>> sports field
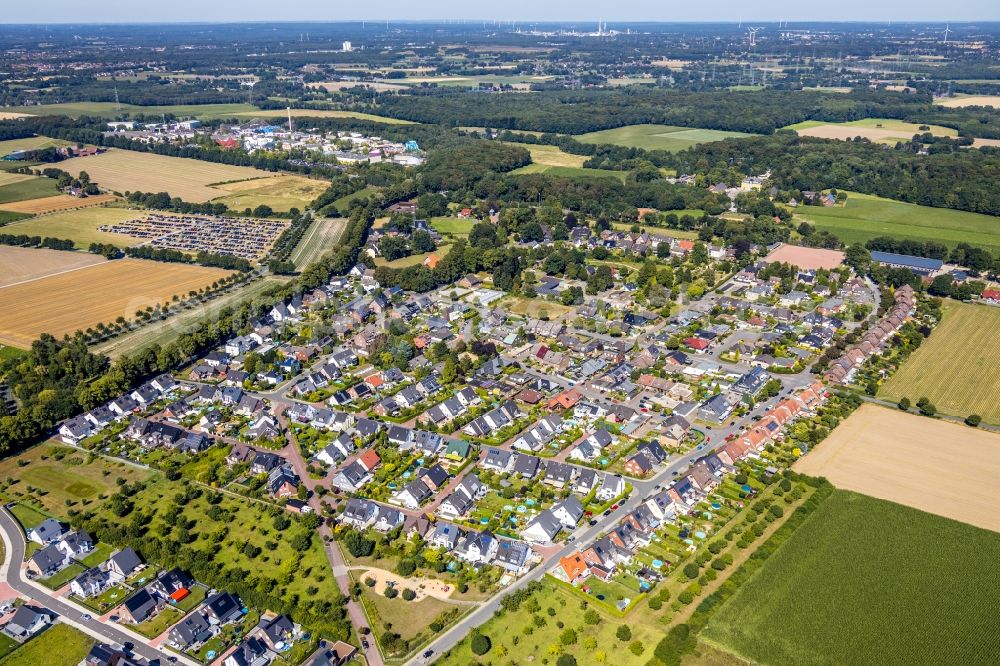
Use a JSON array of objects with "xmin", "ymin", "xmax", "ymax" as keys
[
  {"xmin": 575, "ymin": 124, "xmax": 754, "ymax": 151},
  {"xmin": 2, "ymin": 207, "xmax": 145, "ymax": 248},
  {"xmin": 786, "ymin": 118, "xmax": 958, "ymax": 143},
  {"xmin": 878, "ymin": 301, "xmax": 1000, "ymax": 424},
  {"xmin": 56, "ymin": 149, "xmax": 277, "ymax": 202},
  {"xmin": 0, "ymin": 176, "xmax": 60, "ymax": 204},
  {"xmin": 793, "ymin": 403, "xmax": 1000, "ymax": 531},
  {"xmin": 793, "ymin": 191, "xmax": 1000, "ymax": 254},
  {"xmin": 291, "ymin": 217, "xmax": 347, "ymax": 268},
  {"xmin": 211, "ymin": 174, "xmax": 329, "ymax": 212},
  {"xmin": 430, "ymin": 216, "xmax": 475, "ymax": 235},
  {"xmin": 937, "ymin": 95, "xmax": 1000, "ymax": 109},
  {"xmin": 0, "ymin": 258, "xmax": 232, "ymax": 347},
  {"xmin": 0, "ymin": 246, "xmax": 106, "ymax": 288},
  {"xmin": 0, "ymin": 193, "xmax": 118, "ymax": 215},
  {"xmin": 701, "ymin": 490, "xmax": 1000, "ymax": 666}
]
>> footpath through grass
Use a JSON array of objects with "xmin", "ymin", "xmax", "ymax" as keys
[{"xmin": 700, "ymin": 490, "xmax": 1000, "ymax": 666}]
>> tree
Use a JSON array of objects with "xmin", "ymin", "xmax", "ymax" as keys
[
  {"xmin": 557, "ymin": 655, "xmax": 578, "ymax": 666},
  {"xmin": 411, "ymin": 229, "xmax": 435, "ymax": 253},
  {"xmin": 919, "ymin": 402, "xmax": 937, "ymax": 416},
  {"xmin": 616, "ymin": 625, "xmax": 632, "ymax": 641},
  {"xmin": 379, "ymin": 236, "xmax": 411, "ymax": 261},
  {"xmin": 402, "ymin": 588, "xmax": 416, "ymax": 601},
  {"xmin": 470, "ymin": 632, "xmax": 492, "ymax": 656},
  {"xmin": 560, "ymin": 627, "xmax": 578, "ymax": 645},
  {"xmin": 966, "ymin": 414, "xmax": 982, "ymax": 427},
  {"xmin": 396, "ymin": 559, "xmax": 417, "ymax": 577},
  {"xmin": 583, "ymin": 609, "xmax": 600, "ymax": 625},
  {"xmin": 629, "ymin": 641, "xmax": 645, "ymax": 656},
  {"xmin": 683, "ymin": 563, "xmax": 700, "ymax": 579},
  {"xmin": 897, "ymin": 397, "xmax": 911, "ymax": 411}
]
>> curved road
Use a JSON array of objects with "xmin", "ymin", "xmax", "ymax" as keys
[{"xmin": 0, "ymin": 506, "xmax": 196, "ymax": 666}]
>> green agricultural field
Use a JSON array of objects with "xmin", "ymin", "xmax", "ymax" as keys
[
  {"xmin": 0, "ymin": 623, "xmax": 94, "ymax": 666},
  {"xmin": 701, "ymin": 490, "xmax": 1000, "ymax": 666},
  {"xmin": 1, "ymin": 206, "xmax": 145, "ymax": 249},
  {"xmin": 575, "ymin": 124, "xmax": 754, "ymax": 152},
  {"xmin": 331, "ymin": 186, "xmax": 377, "ymax": 214},
  {"xmin": 0, "ymin": 211, "xmax": 31, "ymax": 225},
  {"xmin": 0, "ymin": 177, "xmax": 60, "ymax": 205},
  {"xmin": 291, "ymin": 218, "xmax": 347, "ymax": 269},
  {"xmin": 879, "ymin": 301, "xmax": 1000, "ymax": 424},
  {"xmin": 794, "ymin": 191, "xmax": 1000, "ymax": 254},
  {"xmin": 0, "ymin": 444, "xmax": 152, "ymax": 516}
]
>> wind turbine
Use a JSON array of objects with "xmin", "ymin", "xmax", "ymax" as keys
[
  {"xmin": 943, "ymin": 24, "xmax": 952, "ymax": 44},
  {"xmin": 747, "ymin": 27, "xmax": 761, "ymax": 47}
]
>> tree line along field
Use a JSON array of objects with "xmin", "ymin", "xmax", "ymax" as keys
[
  {"xmin": 700, "ymin": 490, "xmax": 1000, "ymax": 666},
  {"xmin": 879, "ymin": 301, "xmax": 1000, "ymax": 424},
  {"xmin": 55, "ymin": 149, "xmax": 279, "ymax": 202},
  {"xmin": 793, "ymin": 191, "xmax": 1000, "ymax": 254},
  {"xmin": 0, "ymin": 258, "xmax": 232, "ymax": 348},
  {"xmin": 574, "ymin": 124, "xmax": 755, "ymax": 151}
]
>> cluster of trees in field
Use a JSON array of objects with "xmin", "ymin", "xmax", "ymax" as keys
[
  {"xmin": 123, "ymin": 190, "xmax": 229, "ymax": 215},
  {"xmin": 266, "ymin": 210, "xmax": 310, "ymax": 275},
  {"xmin": 125, "ymin": 245, "xmax": 253, "ymax": 271}
]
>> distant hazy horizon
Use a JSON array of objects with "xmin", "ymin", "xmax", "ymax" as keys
[{"xmin": 2, "ymin": 1, "xmax": 998, "ymax": 25}]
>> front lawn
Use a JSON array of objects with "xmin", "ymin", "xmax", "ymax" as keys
[
  {"xmin": 0, "ymin": 624, "xmax": 94, "ymax": 666},
  {"xmin": 40, "ymin": 563, "xmax": 86, "ymax": 590},
  {"xmin": 8, "ymin": 504, "xmax": 49, "ymax": 531},
  {"xmin": 134, "ymin": 607, "xmax": 185, "ymax": 639},
  {"xmin": 78, "ymin": 542, "xmax": 115, "ymax": 568}
]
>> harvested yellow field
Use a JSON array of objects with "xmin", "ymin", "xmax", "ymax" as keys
[
  {"xmin": 212, "ymin": 174, "xmax": 329, "ymax": 212},
  {"xmin": 937, "ymin": 95, "xmax": 1000, "ymax": 109},
  {"xmin": 0, "ymin": 246, "xmax": 106, "ymax": 289},
  {"xmin": 56, "ymin": 149, "xmax": 277, "ymax": 202},
  {"xmin": 0, "ymin": 193, "xmax": 118, "ymax": 215},
  {"xmin": 0, "ymin": 112, "xmax": 32, "ymax": 120},
  {"xmin": 793, "ymin": 404, "xmax": 1000, "ymax": 533},
  {"xmin": 0, "ymin": 258, "xmax": 232, "ymax": 347},
  {"xmin": 972, "ymin": 138, "xmax": 1000, "ymax": 149},
  {"xmin": 0, "ymin": 136, "xmax": 71, "ymax": 154}
]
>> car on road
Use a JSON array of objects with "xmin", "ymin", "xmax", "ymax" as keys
[
  {"xmin": 602, "ymin": 509, "xmax": 611, "ymax": 516},
  {"xmin": 611, "ymin": 503, "xmax": 619, "ymax": 510},
  {"xmin": 362, "ymin": 639, "xmax": 370, "ymax": 649},
  {"xmin": 589, "ymin": 519, "xmax": 598, "ymax": 526},
  {"xmin": 672, "ymin": 471, "xmax": 679, "ymax": 476},
  {"xmin": 80, "ymin": 614, "xmax": 91, "ymax": 621},
  {"xmin": 567, "ymin": 536, "xmax": 576, "ymax": 543},
  {"xmin": 423, "ymin": 650, "xmax": 435, "ymax": 659}
]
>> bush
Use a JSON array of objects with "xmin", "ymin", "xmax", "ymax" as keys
[
  {"xmin": 396, "ymin": 559, "xmax": 417, "ymax": 576},
  {"xmin": 683, "ymin": 563, "xmax": 700, "ymax": 579},
  {"xmin": 384, "ymin": 587, "xmax": 398, "ymax": 599},
  {"xmin": 402, "ymin": 588, "xmax": 416, "ymax": 601},
  {"xmin": 919, "ymin": 403, "xmax": 937, "ymax": 416},
  {"xmin": 556, "ymin": 655, "xmax": 578, "ymax": 666},
  {"xmin": 616, "ymin": 625, "xmax": 632, "ymax": 641},
  {"xmin": 648, "ymin": 596, "xmax": 663, "ymax": 610},
  {"xmin": 560, "ymin": 628, "xmax": 578, "ymax": 645},
  {"xmin": 470, "ymin": 632, "xmax": 492, "ymax": 656},
  {"xmin": 583, "ymin": 609, "xmax": 600, "ymax": 624},
  {"xmin": 629, "ymin": 640, "xmax": 645, "ymax": 656},
  {"xmin": 364, "ymin": 577, "xmax": 376, "ymax": 587},
  {"xmin": 897, "ymin": 397, "xmax": 911, "ymax": 410},
  {"xmin": 966, "ymin": 414, "xmax": 982, "ymax": 427}
]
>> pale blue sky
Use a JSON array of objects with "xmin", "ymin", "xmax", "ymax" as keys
[{"xmin": 3, "ymin": 1, "xmax": 998, "ymax": 24}]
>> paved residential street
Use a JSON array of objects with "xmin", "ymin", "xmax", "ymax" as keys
[{"xmin": 0, "ymin": 507, "xmax": 198, "ymax": 666}]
